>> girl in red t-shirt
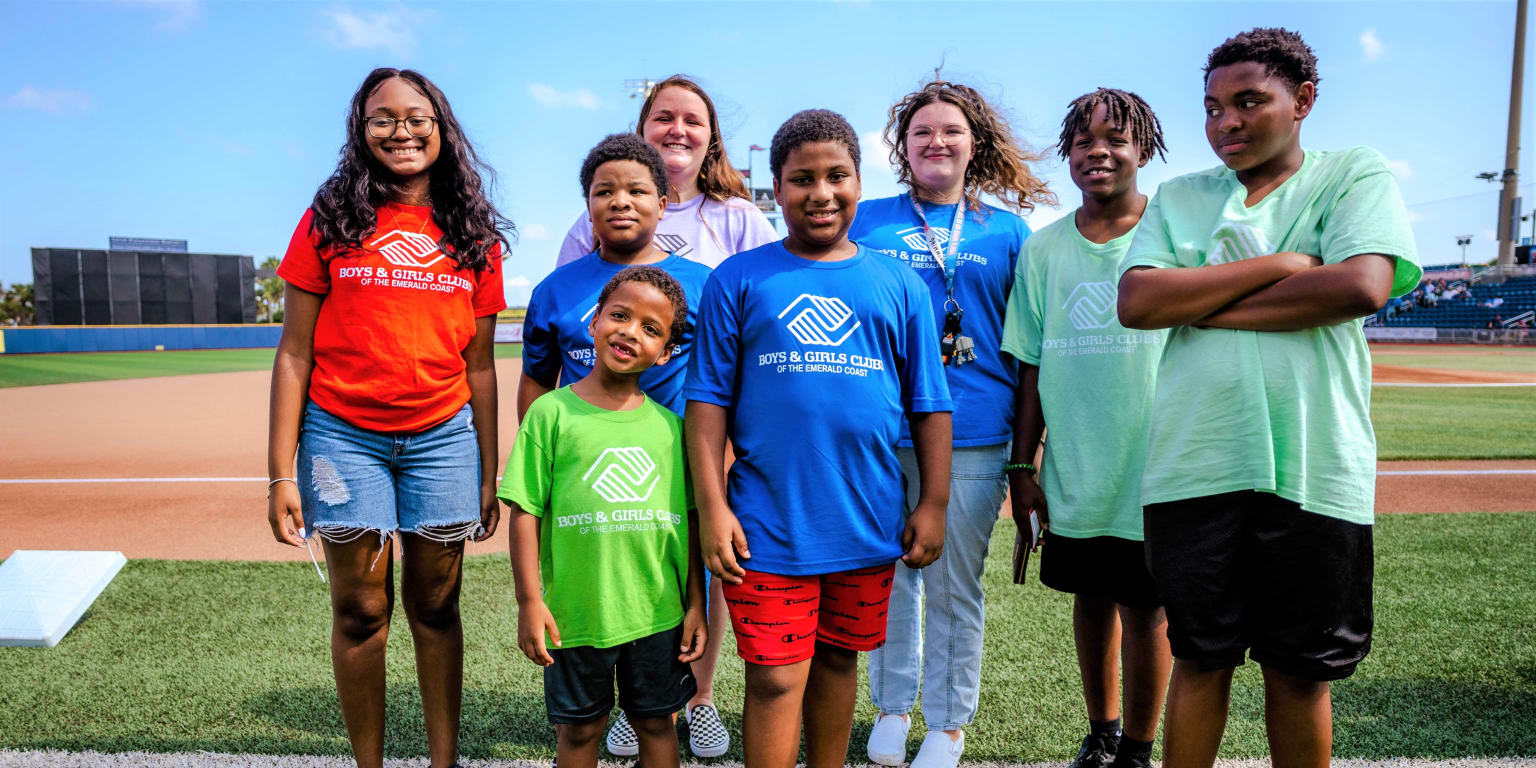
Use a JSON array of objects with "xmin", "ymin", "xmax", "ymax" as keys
[{"xmin": 267, "ymin": 67, "xmax": 511, "ymax": 768}]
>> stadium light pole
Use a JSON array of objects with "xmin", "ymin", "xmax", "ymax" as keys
[
  {"xmin": 1457, "ymin": 235, "xmax": 1473, "ymax": 266},
  {"xmin": 1494, "ymin": 0, "xmax": 1527, "ymax": 280},
  {"xmin": 624, "ymin": 78, "xmax": 656, "ymax": 99},
  {"xmin": 748, "ymin": 144, "xmax": 765, "ymax": 194}
]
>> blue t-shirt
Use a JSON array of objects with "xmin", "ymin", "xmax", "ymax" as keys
[
  {"xmin": 850, "ymin": 193, "xmax": 1029, "ymax": 446},
  {"xmin": 685, "ymin": 240, "xmax": 953, "ymax": 576},
  {"xmin": 523, "ymin": 251, "xmax": 711, "ymax": 417}
]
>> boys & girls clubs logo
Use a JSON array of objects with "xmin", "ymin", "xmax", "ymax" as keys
[
  {"xmin": 584, "ymin": 447, "xmax": 660, "ymax": 504},
  {"xmin": 368, "ymin": 230, "xmax": 445, "ymax": 269},
  {"xmin": 779, "ymin": 294, "xmax": 861, "ymax": 347}
]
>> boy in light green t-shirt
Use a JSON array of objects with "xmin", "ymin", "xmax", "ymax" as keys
[
  {"xmin": 1116, "ymin": 28, "xmax": 1420, "ymax": 768},
  {"xmin": 500, "ymin": 266, "xmax": 705, "ymax": 768},
  {"xmin": 1001, "ymin": 88, "xmax": 1171, "ymax": 768}
]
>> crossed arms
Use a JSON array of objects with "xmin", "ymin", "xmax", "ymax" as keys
[{"xmin": 1117, "ymin": 251, "xmax": 1397, "ymax": 332}]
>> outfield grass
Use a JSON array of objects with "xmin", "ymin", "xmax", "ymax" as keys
[
  {"xmin": 0, "ymin": 345, "xmax": 522, "ymax": 388},
  {"xmin": 1, "ymin": 513, "xmax": 1532, "ymax": 761},
  {"xmin": 1373, "ymin": 386, "xmax": 1536, "ymax": 460}
]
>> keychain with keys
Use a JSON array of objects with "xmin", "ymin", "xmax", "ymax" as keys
[
  {"xmin": 910, "ymin": 195, "xmax": 978, "ymax": 367},
  {"xmin": 941, "ymin": 302, "xmax": 977, "ymax": 367}
]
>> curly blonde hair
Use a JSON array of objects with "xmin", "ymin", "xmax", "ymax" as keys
[{"xmin": 885, "ymin": 80, "xmax": 1055, "ymax": 214}]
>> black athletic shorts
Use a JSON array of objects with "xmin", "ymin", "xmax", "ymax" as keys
[
  {"xmin": 544, "ymin": 623, "xmax": 697, "ymax": 724},
  {"xmin": 1039, "ymin": 533, "xmax": 1161, "ymax": 609},
  {"xmin": 1143, "ymin": 490, "xmax": 1373, "ymax": 681}
]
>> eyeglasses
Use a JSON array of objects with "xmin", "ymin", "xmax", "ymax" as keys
[
  {"xmin": 907, "ymin": 127, "xmax": 971, "ymax": 147},
  {"xmin": 365, "ymin": 116, "xmax": 438, "ymax": 139}
]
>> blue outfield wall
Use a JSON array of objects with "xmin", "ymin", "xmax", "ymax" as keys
[{"xmin": 0, "ymin": 324, "xmax": 282, "ymax": 354}]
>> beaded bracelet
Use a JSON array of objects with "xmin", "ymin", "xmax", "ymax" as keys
[{"xmin": 1003, "ymin": 462, "xmax": 1037, "ymax": 475}]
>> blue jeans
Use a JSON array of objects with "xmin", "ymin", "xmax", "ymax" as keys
[
  {"xmin": 867, "ymin": 443, "xmax": 1008, "ymax": 731},
  {"xmin": 297, "ymin": 401, "xmax": 483, "ymax": 545}
]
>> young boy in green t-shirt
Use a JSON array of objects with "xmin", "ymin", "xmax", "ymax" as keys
[
  {"xmin": 500, "ymin": 265, "xmax": 706, "ymax": 768},
  {"xmin": 1117, "ymin": 28, "xmax": 1421, "ymax": 768},
  {"xmin": 1001, "ymin": 87, "xmax": 1171, "ymax": 768}
]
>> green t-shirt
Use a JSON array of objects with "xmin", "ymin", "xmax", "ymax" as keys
[
  {"xmin": 497, "ymin": 387, "xmax": 694, "ymax": 648},
  {"xmin": 1118, "ymin": 147, "xmax": 1421, "ymax": 525},
  {"xmin": 1001, "ymin": 213, "xmax": 1165, "ymax": 541}
]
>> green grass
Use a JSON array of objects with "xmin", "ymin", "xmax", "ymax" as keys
[
  {"xmin": 1370, "ymin": 350, "xmax": 1536, "ymax": 375},
  {"xmin": 1, "ymin": 513, "xmax": 1532, "ymax": 760},
  {"xmin": 0, "ymin": 345, "xmax": 522, "ymax": 388},
  {"xmin": 1373, "ymin": 386, "xmax": 1536, "ymax": 460}
]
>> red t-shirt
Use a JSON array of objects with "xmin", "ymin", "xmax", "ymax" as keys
[{"xmin": 278, "ymin": 203, "xmax": 507, "ymax": 433}]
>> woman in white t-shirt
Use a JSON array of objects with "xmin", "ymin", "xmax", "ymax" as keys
[
  {"xmin": 554, "ymin": 75, "xmax": 771, "ymax": 761},
  {"xmin": 556, "ymin": 75, "xmax": 776, "ymax": 269}
]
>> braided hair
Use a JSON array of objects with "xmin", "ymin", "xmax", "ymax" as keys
[{"xmin": 1056, "ymin": 88, "xmax": 1167, "ymax": 163}]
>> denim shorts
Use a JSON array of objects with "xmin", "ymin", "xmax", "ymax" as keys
[{"xmin": 297, "ymin": 400, "xmax": 483, "ymax": 543}]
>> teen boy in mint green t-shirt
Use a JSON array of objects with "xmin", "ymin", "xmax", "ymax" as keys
[
  {"xmin": 501, "ymin": 266, "xmax": 705, "ymax": 768},
  {"xmin": 1116, "ymin": 28, "xmax": 1420, "ymax": 768},
  {"xmin": 1001, "ymin": 89, "xmax": 1171, "ymax": 768}
]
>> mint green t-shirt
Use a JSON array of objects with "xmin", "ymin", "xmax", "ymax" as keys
[
  {"xmin": 1118, "ymin": 147, "xmax": 1421, "ymax": 525},
  {"xmin": 1001, "ymin": 213, "xmax": 1165, "ymax": 541},
  {"xmin": 497, "ymin": 387, "xmax": 694, "ymax": 648}
]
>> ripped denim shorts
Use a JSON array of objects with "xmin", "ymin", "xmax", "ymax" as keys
[{"xmin": 297, "ymin": 400, "xmax": 483, "ymax": 546}]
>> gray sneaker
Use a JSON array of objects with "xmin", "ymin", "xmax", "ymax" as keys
[
  {"xmin": 605, "ymin": 709, "xmax": 639, "ymax": 756},
  {"xmin": 686, "ymin": 702, "xmax": 730, "ymax": 758}
]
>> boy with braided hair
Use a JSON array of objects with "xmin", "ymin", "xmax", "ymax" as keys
[{"xmin": 1001, "ymin": 86, "xmax": 1170, "ymax": 768}]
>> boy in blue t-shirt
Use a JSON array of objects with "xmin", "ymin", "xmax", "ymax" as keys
[
  {"xmin": 521, "ymin": 133, "xmax": 712, "ymax": 419},
  {"xmin": 685, "ymin": 109, "xmax": 953, "ymax": 768}
]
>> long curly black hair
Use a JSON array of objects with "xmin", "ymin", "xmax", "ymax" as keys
[{"xmin": 309, "ymin": 67, "xmax": 513, "ymax": 273}]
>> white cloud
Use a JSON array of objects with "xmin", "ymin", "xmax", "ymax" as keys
[
  {"xmin": 125, "ymin": 0, "xmax": 200, "ymax": 31},
  {"xmin": 1407, "ymin": 210, "xmax": 1424, "ymax": 224},
  {"xmin": 4, "ymin": 86, "xmax": 93, "ymax": 114},
  {"xmin": 1388, "ymin": 159, "xmax": 1413, "ymax": 180},
  {"xmin": 504, "ymin": 275, "xmax": 532, "ymax": 288},
  {"xmin": 1360, "ymin": 28, "xmax": 1384, "ymax": 61},
  {"xmin": 323, "ymin": 5, "xmax": 433, "ymax": 57},
  {"xmin": 527, "ymin": 84, "xmax": 604, "ymax": 111},
  {"xmin": 1482, "ymin": 229, "xmax": 1498, "ymax": 243},
  {"xmin": 521, "ymin": 223, "xmax": 550, "ymax": 241}
]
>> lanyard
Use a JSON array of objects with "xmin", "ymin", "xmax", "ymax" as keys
[{"xmin": 907, "ymin": 194, "xmax": 966, "ymax": 304}]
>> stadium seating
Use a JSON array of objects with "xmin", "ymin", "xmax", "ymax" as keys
[{"xmin": 1373, "ymin": 275, "xmax": 1536, "ymax": 328}]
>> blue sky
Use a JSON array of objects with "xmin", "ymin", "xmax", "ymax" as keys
[{"xmin": 2, "ymin": 1, "xmax": 1531, "ymax": 305}]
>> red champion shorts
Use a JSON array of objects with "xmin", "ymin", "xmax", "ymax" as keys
[{"xmin": 722, "ymin": 563, "xmax": 897, "ymax": 666}]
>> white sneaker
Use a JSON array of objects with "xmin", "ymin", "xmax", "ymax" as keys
[
  {"xmin": 866, "ymin": 713, "xmax": 911, "ymax": 766},
  {"xmin": 910, "ymin": 730, "xmax": 964, "ymax": 768},
  {"xmin": 604, "ymin": 709, "xmax": 638, "ymax": 756},
  {"xmin": 686, "ymin": 702, "xmax": 731, "ymax": 758}
]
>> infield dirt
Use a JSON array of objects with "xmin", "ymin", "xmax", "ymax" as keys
[{"xmin": 0, "ymin": 360, "xmax": 1531, "ymax": 561}]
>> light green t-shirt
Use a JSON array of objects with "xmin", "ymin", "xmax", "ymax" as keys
[
  {"xmin": 497, "ymin": 387, "xmax": 694, "ymax": 648},
  {"xmin": 1118, "ymin": 147, "xmax": 1421, "ymax": 525},
  {"xmin": 1001, "ymin": 213, "xmax": 1165, "ymax": 541}
]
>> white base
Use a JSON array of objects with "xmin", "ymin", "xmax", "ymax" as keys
[{"xmin": 0, "ymin": 550, "xmax": 126, "ymax": 647}]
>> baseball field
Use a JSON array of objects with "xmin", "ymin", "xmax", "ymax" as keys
[{"xmin": 0, "ymin": 343, "xmax": 1532, "ymax": 767}]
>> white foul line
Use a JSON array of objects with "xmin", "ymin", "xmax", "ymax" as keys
[
  {"xmin": 1375, "ymin": 382, "xmax": 1536, "ymax": 387},
  {"xmin": 0, "ymin": 477, "xmax": 267, "ymax": 484}
]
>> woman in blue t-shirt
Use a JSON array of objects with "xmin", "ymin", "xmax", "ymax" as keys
[{"xmin": 850, "ymin": 80, "xmax": 1055, "ymax": 768}]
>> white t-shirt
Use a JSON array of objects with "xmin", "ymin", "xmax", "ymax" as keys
[{"xmin": 556, "ymin": 193, "xmax": 778, "ymax": 269}]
